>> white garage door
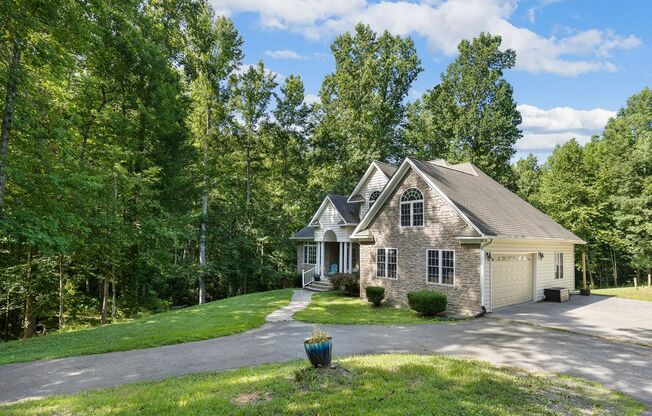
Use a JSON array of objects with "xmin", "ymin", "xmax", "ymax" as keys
[{"xmin": 491, "ymin": 253, "xmax": 534, "ymax": 310}]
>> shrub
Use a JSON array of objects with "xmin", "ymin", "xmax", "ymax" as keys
[
  {"xmin": 407, "ymin": 290, "xmax": 447, "ymax": 317},
  {"xmin": 330, "ymin": 273, "xmax": 360, "ymax": 296},
  {"xmin": 365, "ymin": 286, "xmax": 385, "ymax": 307}
]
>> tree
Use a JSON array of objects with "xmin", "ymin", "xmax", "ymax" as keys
[
  {"xmin": 513, "ymin": 154, "xmax": 541, "ymax": 204},
  {"xmin": 185, "ymin": 10, "xmax": 243, "ymax": 304},
  {"xmin": 232, "ymin": 61, "xmax": 278, "ymax": 209},
  {"xmin": 312, "ymin": 24, "xmax": 422, "ymax": 194},
  {"xmin": 409, "ymin": 33, "xmax": 522, "ymax": 187}
]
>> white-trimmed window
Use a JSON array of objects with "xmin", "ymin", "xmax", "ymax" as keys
[
  {"xmin": 427, "ymin": 249, "xmax": 455, "ymax": 285},
  {"xmin": 303, "ymin": 243, "xmax": 317, "ymax": 265},
  {"xmin": 368, "ymin": 191, "xmax": 381, "ymax": 208},
  {"xmin": 376, "ymin": 248, "xmax": 397, "ymax": 279},
  {"xmin": 554, "ymin": 252, "xmax": 564, "ymax": 279},
  {"xmin": 400, "ymin": 188, "xmax": 423, "ymax": 227}
]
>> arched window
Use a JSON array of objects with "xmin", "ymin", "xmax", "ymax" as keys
[
  {"xmin": 400, "ymin": 188, "xmax": 423, "ymax": 227},
  {"xmin": 368, "ymin": 191, "xmax": 381, "ymax": 208}
]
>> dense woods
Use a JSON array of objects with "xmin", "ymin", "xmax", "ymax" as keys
[{"xmin": 0, "ymin": 1, "xmax": 649, "ymax": 340}]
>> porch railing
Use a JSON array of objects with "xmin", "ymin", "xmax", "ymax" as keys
[{"xmin": 302, "ymin": 266, "xmax": 316, "ymax": 288}]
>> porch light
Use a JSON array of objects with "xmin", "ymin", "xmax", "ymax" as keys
[
  {"xmin": 538, "ymin": 252, "xmax": 544, "ymax": 260},
  {"xmin": 485, "ymin": 251, "xmax": 493, "ymax": 261}
]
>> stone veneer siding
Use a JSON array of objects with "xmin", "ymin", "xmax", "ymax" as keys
[{"xmin": 359, "ymin": 169, "xmax": 482, "ymax": 316}]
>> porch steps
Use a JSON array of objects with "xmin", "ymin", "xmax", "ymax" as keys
[{"xmin": 304, "ymin": 280, "xmax": 334, "ymax": 292}]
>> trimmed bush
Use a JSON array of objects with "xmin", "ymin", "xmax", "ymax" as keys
[
  {"xmin": 407, "ymin": 290, "xmax": 447, "ymax": 317},
  {"xmin": 365, "ymin": 286, "xmax": 385, "ymax": 307},
  {"xmin": 330, "ymin": 273, "xmax": 360, "ymax": 296}
]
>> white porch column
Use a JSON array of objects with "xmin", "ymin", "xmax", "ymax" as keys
[
  {"xmin": 319, "ymin": 242, "xmax": 325, "ymax": 276},
  {"xmin": 343, "ymin": 242, "xmax": 348, "ymax": 273},
  {"xmin": 348, "ymin": 242, "xmax": 353, "ymax": 273},
  {"xmin": 338, "ymin": 242, "xmax": 343, "ymax": 273}
]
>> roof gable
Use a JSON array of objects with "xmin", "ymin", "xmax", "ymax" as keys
[
  {"xmin": 347, "ymin": 161, "xmax": 397, "ymax": 203},
  {"xmin": 353, "ymin": 158, "xmax": 584, "ymax": 243},
  {"xmin": 309, "ymin": 195, "xmax": 360, "ymax": 226}
]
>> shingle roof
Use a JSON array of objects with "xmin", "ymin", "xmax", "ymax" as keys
[
  {"xmin": 290, "ymin": 226, "xmax": 315, "ymax": 240},
  {"xmin": 375, "ymin": 161, "xmax": 398, "ymax": 178},
  {"xmin": 409, "ymin": 158, "xmax": 582, "ymax": 241},
  {"xmin": 328, "ymin": 194, "xmax": 360, "ymax": 224}
]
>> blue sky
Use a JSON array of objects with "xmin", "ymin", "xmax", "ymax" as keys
[{"xmin": 211, "ymin": 0, "xmax": 651, "ymax": 161}]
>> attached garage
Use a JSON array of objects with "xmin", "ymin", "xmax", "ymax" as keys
[{"xmin": 491, "ymin": 253, "xmax": 534, "ymax": 310}]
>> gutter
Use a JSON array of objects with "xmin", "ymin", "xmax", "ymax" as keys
[{"xmin": 479, "ymin": 238, "xmax": 493, "ymax": 313}]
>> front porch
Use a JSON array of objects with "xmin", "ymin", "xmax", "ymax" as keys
[{"xmin": 301, "ymin": 230, "xmax": 360, "ymax": 288}]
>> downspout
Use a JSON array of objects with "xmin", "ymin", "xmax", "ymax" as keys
[{"xmin": 479, "ymin": 238, "xmax": 493, "ymax": 314}]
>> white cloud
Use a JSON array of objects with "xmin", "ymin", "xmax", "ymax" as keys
[
  {"xmin": 516, "ymin": 104, "xmax": 616, "ymax": 152},
  {"xmin": 210, "ymin": 0, "xmax": 642, "ymax": 76},
  {"xmin": 303, "ymin": 94, "xmax": 321, "ymax": 105},
  {"xmin": 264, "ymin": 49, "xmax": 306, "ymax": 60},
  {"xmin": 527, "ymin": 8, "xmax": 535, "ymax": 24}
]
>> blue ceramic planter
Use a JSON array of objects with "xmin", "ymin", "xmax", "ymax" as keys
[{"xmin": 304, "ymin": 338, "xmax": 332, "ymax": 367}]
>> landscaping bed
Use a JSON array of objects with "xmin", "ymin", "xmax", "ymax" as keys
[{"xmin": 0, "ymin": 354, "xmax": 644, "ymax": 415}]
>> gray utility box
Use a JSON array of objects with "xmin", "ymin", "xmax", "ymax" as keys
[{"xmin": 544, "ymin": 287, "xmax": 570, "ymax": 302}]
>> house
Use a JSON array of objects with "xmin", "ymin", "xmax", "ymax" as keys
[{"xmin": 291, "ymin": 158, "xmax": 584, "ymax": 315}]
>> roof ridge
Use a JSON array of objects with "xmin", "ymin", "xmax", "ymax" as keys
[{"xmin": 412, "ymin": 158, "xmax": 479, "ymax": 177}]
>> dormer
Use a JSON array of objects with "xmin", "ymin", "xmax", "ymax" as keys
[{"xmin": 348, "ymin": 161, "xmax": 397, "ymax": 220}]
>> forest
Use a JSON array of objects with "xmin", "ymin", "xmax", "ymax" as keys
[{"xmin": 0, "ymin": 0, "xmax": 649, "ymax": 340}]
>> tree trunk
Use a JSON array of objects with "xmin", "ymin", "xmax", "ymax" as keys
[
  {"xmin": 648, "ymin": 267, "xmax": 651, "ymax": 287},
  {"xmin": 0, "ymin": 38, "xmax": 21, "ymax": 213},
  {"xmin": 611, "ymin": 250, "xmax": 618, "ymax": 287},
  {"xmin": 246, "ymin": 133, "xmax": 251, "ymax": 208},
  {"xmin": 198, "ymin": 100, "xmax": 210, "ymax": 305},
  {"xmin": 22, "ymin": 247, "xmax": 35, "ymax": 339},
  {"xmin": 581, "ymin": 251, "xmax": 587, "ymax": 289},
  {"xmin": 588, "ymin": 253, "xmax": 595, "ymax": 289},
  {"xmin": 58, "ymin": 254, "xmax": 64, "ymax": 329},
  {"xmin": 101, "ymin": 272, "xmax": 109, "ymax": 324},
  {"xmin": 4, "ymin": 291, "xmax": 10, "ymax": 337},
  {"xmin": 111, "ymin": 266, "xmax": 116, "ymax": 322}
]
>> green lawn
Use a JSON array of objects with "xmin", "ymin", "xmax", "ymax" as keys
[
  {"xmin": 294, "ymin": 291, "xmax": 451, "ymax": 324},
  {"xmin": 0, "ymin": 354, "xmax": 643, "ymax": 415},
  {"xmin": 0, "ymin": 289, "xmax": 293, "ymax": 365},
  {"xmin": 592, "ymin": 286, "xmax": 652, "ymax": 302}
]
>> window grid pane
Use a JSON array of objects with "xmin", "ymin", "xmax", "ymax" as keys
[
  {"xmin": 441, "ymin": 250, "xmax": 454, "ymax": 285},
  {"xmin": 400, "ymin": 203, "xmax": 411, "ymax": 226},
  {"xmin": 387, "ymin": 249, "xmax": 397, "ymax": 279},
  {"xmin": 427, "ymin": 250, "xmax": 439, "ymax": 283},
  {"xmin": 412, "ymin": 202, "xmax": 423, "ymax": 226},
  {"xmin": 304, "ymin": 244, "xmax": 317, "ymax": 265},
  {"xmin": 377, "ymin": 249, "xmax": 386, "ymax": 277}
]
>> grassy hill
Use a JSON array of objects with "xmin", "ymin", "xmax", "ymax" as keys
[{"xmin": 0, "ymin": 289, "xmax": 293, "ymax": 365}]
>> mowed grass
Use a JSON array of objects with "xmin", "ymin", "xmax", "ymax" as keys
[
  {"xmin": 0, "ymin": 354, "xmax": 644, "ymax": 415},
  {"xmin": 294, "ymin": 291, "xmax": 451, "ymax": 324},
  {"xmin": 0, "ymin": 289, "xmax": 293, "ymax": 365},
  {"xmin": 592, "ymin": 286, "xmax": 652, "ymax": 302}
]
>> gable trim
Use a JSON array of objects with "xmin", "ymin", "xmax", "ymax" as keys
[
  {"xmin": 351, "ymin": 158, "xmax": 484, "ymax": 237},
  {"xmin": 347, "ymin": 161, "xmax": 393, "ymax": 203},
  {"xmin": 309, "ymin": 195, "xmax": 360, "ymax": 226}
]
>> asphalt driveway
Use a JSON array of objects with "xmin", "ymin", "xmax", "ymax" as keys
[
  {"xmin": 1, "ymin": 318, "xmax": 651, "ymax": 407},
  {"xmin": 490, "ymin": 294, "xmax": 652, "ymax": 346}
]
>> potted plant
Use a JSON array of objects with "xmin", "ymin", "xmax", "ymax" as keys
[{"xmin": 304, "ymin": 326, "xmax": 332, "ymax": 367}]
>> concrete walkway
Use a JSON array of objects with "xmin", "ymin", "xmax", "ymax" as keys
[
  {"xmin": 265, "ymin": 290, "xmax": 313, "ymax": 322},
  {"xmin": 1, "ymin": 318, "xmax": 651, "ymax": 406}
]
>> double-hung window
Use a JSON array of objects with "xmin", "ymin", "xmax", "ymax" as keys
[
  {"xmin": 303, "ymin": 243, "xmax": 317, "ymax": 265},
  {"xmin": 376, "ymin": 248, "xmax": 397, "ymax": 279},
  {"xmin": 427, "ymin": 249, "xmax": 455, "ymax": 285},
  {"xmin": 400, "ymin": 188, "xmax": 423, "ymax": 227},
  {"xmin": 554, "ymin": 252, "xmax": 564, "ymax": 279}
]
